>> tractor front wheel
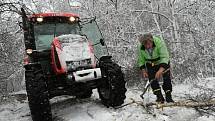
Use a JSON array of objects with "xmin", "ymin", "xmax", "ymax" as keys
[
  {"xmin": 25, "ymin": 66, "xmax": 52, "ymax": 121},
  {"xmin": 98, "ymin": 60, "xmax": 127, "ymax": 107}
]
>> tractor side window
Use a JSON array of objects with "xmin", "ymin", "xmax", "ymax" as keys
[
  {"xmin": 81, "ymin": 20, "xmax": 108, "ymax": 59},
  {"xmin": 34, "ymin": 24, "xmax": 55, "ymax": 50}
]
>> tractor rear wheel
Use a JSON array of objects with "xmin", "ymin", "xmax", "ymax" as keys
[
  {"xmin": 98, "ymin": 60, "xmax": 127, "ymax": 107},
  {"xmin": 25, "ymin": 66, "xmax": 52, "ymax": 121}
]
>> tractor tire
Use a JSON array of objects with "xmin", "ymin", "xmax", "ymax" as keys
[
  {"xmin": 76, "ymin": 89, "xmax": 93, "ymax": 99},
  {"xmin": 98, "ymin": 60, "xmax": 127, "ymax": 107},
  {"xmin": 25, "ymin": 67, "xmax": 52, "ymax": 121}
]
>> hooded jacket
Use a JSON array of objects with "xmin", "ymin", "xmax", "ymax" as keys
[{"xmin": 138, "ymin": 36, "xmax": 170, "ymax": 69}]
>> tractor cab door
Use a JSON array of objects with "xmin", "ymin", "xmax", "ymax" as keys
[
  {"xmin": 80, "ymin": 19, "xmax": 108, "ymax": 59},
  {"xmin": 21, "ymin": 8, "xmax": 36, "ymax": 50}
]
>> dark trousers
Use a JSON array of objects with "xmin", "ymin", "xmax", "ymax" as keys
[{"xmin": 146, "ymin": 64, "xmax": 172, "ymax": 95}]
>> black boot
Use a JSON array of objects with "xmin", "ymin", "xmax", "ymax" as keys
[
  {"xmin": 165, "ymin": 92, "xmax": 174, "ymax": 103},
  {"xmin": 155, "ymin": 91, "xmax": 164, "ymax": 104}
]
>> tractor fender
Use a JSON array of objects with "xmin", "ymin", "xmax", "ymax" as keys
[{"xmin": 99, "ymin": 56, "xmax": 112, "ymax": 62}]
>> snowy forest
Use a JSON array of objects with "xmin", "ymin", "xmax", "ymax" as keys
[{"xmin": 0, "ymin": 0, "xmax": 215, "ymax": 121}]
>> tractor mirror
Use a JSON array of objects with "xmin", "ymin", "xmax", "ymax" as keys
[
  {"xmin": 100, "ymin": 39, "xmax": 105, "ymax": 46},
  {"xmin": 18, "ymin": 22, "xmax": 23, "ymax": 29}
]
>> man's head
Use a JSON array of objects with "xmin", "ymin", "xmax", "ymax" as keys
[{"xmin": 138, "ymin": 33, "xmax": 153, "ymax": 49}]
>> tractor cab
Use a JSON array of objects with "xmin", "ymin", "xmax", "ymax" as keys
[
  {"xmin": 32, "ymin": 13, "xmax": 81, "ymax": 50},
  {"xmin": 27, "ymin": 12, "xmax": 107, "ymax": 56},
  {"xmin": 23, "ymin": 12, "xmax": 107, "ymax": 73}
]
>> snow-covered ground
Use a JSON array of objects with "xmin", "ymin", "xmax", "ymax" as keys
[{"xmin": 0, "ymin": 78, "xmax": 215, "ymax": 121}]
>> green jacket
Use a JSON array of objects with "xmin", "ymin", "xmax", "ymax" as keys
[{"xmin": 138, "ymin": 36, "xmax": 170, "ymax": 69}]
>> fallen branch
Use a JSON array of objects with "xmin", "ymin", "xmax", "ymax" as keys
[
  {"xmin": 115, "ymin": 98, "xmax": 156, "ymax": 116},
  {"xmin": 115, "ymin": 98, "xmax": 215, "ymax": 111},
  {"xmin": 154, "ymin": 99, "xmax": 215, "ymax": 109},
  {"xmin": 130, "ymin": 98, "xmax": 156, "ymax": 116},
  {"xmin": 114, "ymin": 99, "xmax": 136, "ymax": 109}
]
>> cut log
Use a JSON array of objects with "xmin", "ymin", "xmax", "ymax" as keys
[{"xmin": 151, "ymin": 99, "xmax": 215, "ymax": 109}]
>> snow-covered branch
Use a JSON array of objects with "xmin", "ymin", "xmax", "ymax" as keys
[{"xmin": 132, "ymin": 10, "xmax": 173, "ymax": 24}]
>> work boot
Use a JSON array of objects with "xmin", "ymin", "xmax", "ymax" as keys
[
  {"xmin": 155, "ymin": 91, "xmax": 165, "ymax": 104},
  {"xmin": 165, "ymin": 92, "xmax": 174, "ymax": 103}
]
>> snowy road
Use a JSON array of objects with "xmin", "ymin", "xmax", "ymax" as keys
[{"xmin": 0, "ymin": 83, "xmax": 215, "ymax": 121}]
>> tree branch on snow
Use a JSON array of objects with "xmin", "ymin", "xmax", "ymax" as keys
[
  {"xmin": 116, "ymin": 97, "xmax": 215, "ymax": 116},
  {"xmin": 184, "ymin": 83, "xmax": 215, "ymax": 116}
]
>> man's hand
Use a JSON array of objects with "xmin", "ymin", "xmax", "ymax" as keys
[
  {"xmin": 155, "ymin": 67, "xmax": 165, "ymax": 79},
  {"xmin": 142, "ymin": 70, "xmax": 148, "ymax": 78}
]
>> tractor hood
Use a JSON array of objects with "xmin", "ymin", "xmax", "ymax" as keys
[
  {"xmin": 58, "ymin": 34, "xmax": 91, "ymax": 61},
  {"xmin": 51, "ymin": 34, "xmax": 96, "ymax": 74}
]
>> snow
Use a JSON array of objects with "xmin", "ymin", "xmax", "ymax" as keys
[
  {"xmin": 196, "ymin": 116, "xmax": 215, "ymax": 121},
  {"xmin": 0, "ymin": 79, "xmax": 215, "ymax": 121},
  {"xmin": 58, "ymin": 34, "xmax": 92, "ymax": 61},
  {"xmin": 0, "ymin": 102, "xmax": 31, "ymax": 121}
]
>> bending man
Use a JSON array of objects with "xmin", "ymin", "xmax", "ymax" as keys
[{"xmin": 138, "ymin": 33, "xmax": 174, "ymax": 103}]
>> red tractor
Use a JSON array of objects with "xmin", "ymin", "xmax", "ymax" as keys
[{"xmin": 21, "ymin": 8, "xmax": 126, "ymax": 121}]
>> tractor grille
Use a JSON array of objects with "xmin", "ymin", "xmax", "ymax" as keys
[{"xmin": 66, "ymin": 59, "xmax": 92, "ymax": 71}]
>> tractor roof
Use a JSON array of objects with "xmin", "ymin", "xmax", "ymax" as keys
[{"xmin": 30, "ymin": 12, "xmax": 79, "ymax": 18}]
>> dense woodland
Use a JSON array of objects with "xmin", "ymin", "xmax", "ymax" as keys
[{"xmin": 0, "ymin": 0, "xmax": 214, "ymax": 96}]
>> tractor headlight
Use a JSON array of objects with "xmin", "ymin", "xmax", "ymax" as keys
[
  {"xmin": 69, "ymin": 17, "xmax": 76, "ymax": 22},
  {"xmin": 36, "ymin": 17, "xmax": 43, "ymax": 22},
  {"xmin": 75, "ymin": 17, "xmax": 79, "ymax": 21},
  {"xmin": 26, "ymin": 49, "xmax": 33, "ymax": 54}
]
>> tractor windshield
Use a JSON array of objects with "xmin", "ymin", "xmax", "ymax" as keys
[
  {"xmin": 34, "ymin": 23, "xmax": 80, "ymax": 50},
  {"xmin": 80, "ymin": 20, "xmax": 108, "ymax": 59},
  {"xmin": 33, "ymin": 18, "xmax": 108, "ymax": 59}
]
